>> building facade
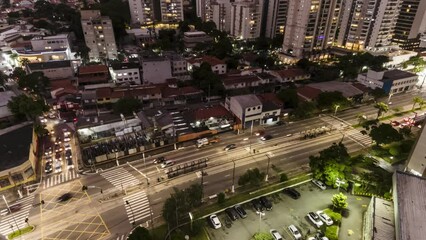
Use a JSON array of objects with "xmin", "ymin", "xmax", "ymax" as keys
[
  {"xmin": 129, "ymin": 0, "xmax": 154, "ymax": 25},
  {"xmin": 265, "ymin": 0, "xmax": 288, "ymax": 39},
  {"xmin": 142, "ymin": 56, "xmax": 173, "ymax": 84},
  {"xmin": 160, "ymin": 0, "xmax": 184, "ymax": 23},
  {"xmin": 357, "ymin": 69, "xmax": 418, "ymax": 94},
  {"xmin": 337, "ymin": 0, "xmax": 402, "ymax": 51},
  {"xmin": 197, "ymin": 0, "xmax": 233, "ymax": 32},
  {"xmin": 393, "ymin": 0, "xmax": 426, "ymax": 50},
  {"xmin": 110, "ymin": 62, "xmax": 142, "ymax": 85},
  {"xmin": 80, "ymin": 10, "xmax": 117, "ymax": 61},
  {"xmin": 26, "ymin": 60, "xmax": 75, "ymax": 80},
  {"xmin": 282, "ymin": 0, "xmax": 343, "ymax": 61},
  {"xmin": 230, "ymin": 0, "xmax": 264, "ymax": 39}
]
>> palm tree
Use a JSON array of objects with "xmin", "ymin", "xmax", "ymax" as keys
[
  {"xmin": 412, "ymin": 96, "xmax": 424, "ymax": 110},
  {"xmin": 374, "ymin": 102, "xmax": 389, "ymax": 119},
  {"xmin": 19, "ymin": 58, "xmax": 30, "ymax": 67}
]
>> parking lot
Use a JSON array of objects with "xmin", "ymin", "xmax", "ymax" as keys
[{"xmin": 206, "ymin": 182, "xmax": 370, "ymax": 240}]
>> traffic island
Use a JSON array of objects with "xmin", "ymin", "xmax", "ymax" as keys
[{"xmin": 7, "ymin": 225, "xmax": 35, "ymax": 239}]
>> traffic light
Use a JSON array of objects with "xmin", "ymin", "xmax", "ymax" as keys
[
  {"xmin": 41, "ymin": 200, "xmax": 45, "ymax": 204},
  {"xmin": 82, "ymin": 185, "xmax": 88, "ymax": 191}
]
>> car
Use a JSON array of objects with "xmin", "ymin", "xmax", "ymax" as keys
[
  {"xmin": 209, "ymin": 214, "xmax": 221, "ymax": 229},
  {"xmin": 260, "ymin": 135, "xmax": 273, "ymax": 141},
  {"xmin": 57, "ymin": 193, "xmax": 72, "ymax": 202},
  {"xmin": 283, "ymin": 187, "xmax": 300, "ymax": 199},
  {"xmin": 288, "ymin": 225, "xmax": 302, "ymax": 240},
  {"xmin": 64, "ymin": 143, "xmax": 71, "ymax": 151},
  {"xmin": 45, "ymin": 156, "xmax": 53, "ymax": 163},
  {"xmin": 312, "ymin": 179, "xmax": 327, "ymax": 190},
  {"xmin": 233, "ymin": 204, "xmax": 247, "ymax": 218},
  {"xmin": 224, "ymin": 144, "xmax": 237, "ymax": 151},
  {"xmin": 48, "ymin": 113, "xmax": 56, "ymax": 119},
  {"xmin": 259, "ymin": 196, "xmax": 272, "ymax": 211},
  {"xmin": 8, "ymin": 204, "xmax": 22, "ymax": 213},
  {"xmin": 161, "ymin": 160, "xmax": 175, "ymax": 168},
  {"xmin": 44, "ymin": 147, "xmax": 53, "ymax": 156},
  {"xmin": 254, "ymin": 130, "xmax": 265, "ymax": 136},
  {"xmin": 65, "ymin": 150, "xmax": 72, "ymax": 159},
  {"xmin": 270, "ymin": 229, "xmax": 283, "ymax": 240},
  {"xmin": 153, "ymin": 156, "xmax": 166, "ymax": 164},
  {"xmin": 39, "ymin": 116, "xmax": 47, "ymax": 124},
  {"xmin": 307, "ymin": 212, "xmax": 323, "ymax": 228},
  {"xmin": 54, "ymin": 144, "xmax": 63, "ymax": 153},
  {"xmin": 62, "ymin": 128, "xmax": 70, "ymax": 136},
  {"xmin": 251, "ymin": 198, "xmax": 264, "ymax": 214},
  {"xmin": 67, "ymin": 158, "xmax": 74, "ymax": 169},
  {"xmin": 54, "ymin": 160, "xmax": 62, "ymax": 173},
  {"xmin": 55, "ymin": 152, "xmax": 62, "ymax": 161},
  {"xmin": 45, "ymin": 162, "xmax": 53, "ymax": 174},
  {"xmin": 316, "ymin": 210, "xmax": 333, "ymax": 226},
  {"xmin": 55, "ymin": 137, "xmax": 62, "ymax": 144},
  {"xmin": 64, "ymin": 137, "xmax": 71, "ymax": 142},
  {"xmin": 225, "ymin": 207, "xmax": 239, "ymax": 221},
  {"xmin": 286, "ymin": 133, "xmax": 292, "ymax": 137}
]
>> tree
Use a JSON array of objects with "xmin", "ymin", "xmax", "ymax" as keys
[
  {"xmin": 316, "ymin": 91, "xmax": 350, "ymax": 111},
  {"xmin": 18, "ymin": 72, "xmax": 50, "ymax": 95},
  {"xmin": 209, "ymin": 36, "xmax": 232, "ymax": 59},
  {"xmin": 217, "ymin": 192, "xmax": 225, "ymax": 205},
  {"xmin": 277, "ymin": 88, "xmax": 299, "ymax": 108},
  {"xmin": 191, "ymin": 62, "xmax": 224, "ymax": 96},
  {"xmin": 370, "ymin": 123, "xmax": 403, "ymax": 145},
  {"xmin": 238, "ymin": 168, "xmax": 265, "ymax": 187},
  {"xmin": 19, "ymin": 58, "xmax": 30, "ymax": 67},
  {"xmin": 34, "ymin": 123, "xmax": 49, "ymax": 137},
  {"xmin": 371, "ymin": 88, "xmax": 386, "ymax": 100},
  {"xmin": 251, "ymin": 232, "xmax": 274, "ymax": 240},
  {"xmin": 374, "ymin": 102, "xmax": 389, "ymax": 119},
  {"xmin": 292, "ymin": 101, "xmax": 316, "ymax": 119},
  {"xmin": 127, "ymin": 227, "xmax": 151, "ymax": 240},
  {"xmin": 412, "ymin": 96, "xmax": 424, "ymax": 110},
  {"xmin": 331, "ymin": 192, "xmax": 348, "ymax": 210},
  {"xmin": 0, "ymin": 71, "xmax": 7, "ymax": 86},
  {"xmin": 402, "ymin": 56, "xmax": 426, "ymax": 73},
  {"xmin": 74, "ymin": 44, "xmax": 91, "ymax": 65},
  {"xmin": 7, "ymin": 95, "xmax": 49, "ymax": 120},
  {"xmin": 325, "ymin": 225, "xmax": 339, "ymax": 240},
  {"xmin": 112, "ymin": 97, "xmax": 141, "ymax": 116}
]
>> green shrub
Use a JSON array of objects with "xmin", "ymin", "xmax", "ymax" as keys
[
  {"xmin": 325, "ymin": 225, "xmax": 339, "ymax": 240},
  {"xmin": 217, "ymin": 192, "xmax": 225, "ymax": 205},
  {"xmin": 280, "ymin": 173, "xmax": 288, "ymax": 182},
  {"xmin": 324, "ymin": 209, "xmax": 342, "ymax": 224}
]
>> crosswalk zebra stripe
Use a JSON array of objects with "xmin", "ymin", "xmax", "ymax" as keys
[
  {"xmin": 43, "ymin": 170, "xmax": 80, "ymax": 189},
  {"xmin": 101, "ymin": 168, "xmax": 140, "ymax": 190},
  {"xmin": 123, "ymin": 191, "xmax": 151, "ymax": 225},
  {"xmin": 0, "ymin": 196, "xmax": 34, "ymax": 236}
]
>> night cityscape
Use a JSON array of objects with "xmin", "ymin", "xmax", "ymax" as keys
[{"xmin": 0, "ymin": 0, "xmax": 425, "ymax": 239}]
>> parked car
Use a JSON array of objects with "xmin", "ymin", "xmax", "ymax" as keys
[
  {"xmin": 65, "ymin": 150, "xmax": 72, "ymax": 160},
  {"xmin": 254, "ymin": 130, "xmax": 265, "ymax": 136},
  {"xmin": 225, "ymin": 208, "xmax": 239, "ymax": 221},
  {"xmin": 270, "ymin": 229, "xmax": 283, "ymax": 240},
  {"xmin": 45, "ymin": 156, "xmax": 53, "ymax": 163},
  {"xmin": 154, "ymin": 156, "xmax": 166, "ymax": 164},
  {"xmin": 44, "ymin": 147, "xmax": 53, "ymax": 156},
  {"xmin": 312, "ymin": 179, "xmax": 327, "ymax": 190},
  {"xmin": 67, "ymin": 158, "xmax": 74, "ymax": 169},
  {"xmin": 54, "ymin": 143, "xmax": 63, "ymax": 153},
  {"xmin": 161, "ymin": 160, "xmax": 175, "ymax": 168},
  {"xmin": 316, "ymin": 210, "xmax": 333, "ymax": 226},
  {"xmin": 45, "ymin": 162, "xmax": 53, "ymax": 174},
  {"xmin": 251, "ymin": 199, "xmax": 264, "ymax": 214},
  {"xmin": 259, "ymin": 196, "xmax": 272, "ymax": 211},
  {"xmin": 283, "ymin": 187, "xmax": 300, "ymax": 199},
  {"xmin": 307, "ymin": 212, "xmax": 323, "ymax": 228},
  {"xmin": 260, "ymin": 135, "xmax": 273, "ymax": 141},
  {"xmin": 64, "ymin": 143, "xmax": 71, "ymax": 151},
  {"xmin": 224, "ymin": 144, "xmax": 237, "ymax": 151},
  {"xmin": 64, "ymin": 136, "xmax": 71, "ymax": 142},
  {"xmin": 209, "ymin": 215, "xmax": 221, "ymax": 229},
  {"xmin": 54, "ymin": 160, "xmax": 62, "ymax": 173},
  {"xmin": 55, "ymin": 152, "xmax": 62, "ymax": 161},
  {"xmin": 288, "ymin": 225, "xmax": 302, "ymax": 239},
  {"xmin": 233, "ymin": 204, "xmax": 247, "ymax": 218}
]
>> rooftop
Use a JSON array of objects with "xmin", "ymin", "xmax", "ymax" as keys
[
  {"xmin": 371, "ymin": 197, "xmax": 395, "ymax": 240},
  {"xmin": 31, "ymin": 33, "xmax": 68, "ymax": 41},
  {"xmin": 27, "ymin": 60, "xmax": 71, "ymax": 70},
  {"xmin": 394, "ymin": 171, "xmax": 426, "ymax": 240},
  {"xmin": 187, "ymin": 55, "xmax": 225, "ymax": 66},
  {"xmin": 383, "ymin": 69, "xmax": 417, "ymax": 81},
  {"xmin": 192, "ymin": 105, "xmax": 232, "ymax": 121},
  {"xmin": 272, "ymin": 68, "xmax": 309, "ymax": 79},
  {"xmin": 222, "ymin": 75, "xmax": 259, "ymax": 86},
  {"xmin": 79, "ymin": 65, "xmax": 108, "ymax": 75},
  {"xmin": 297, "ymin": 86, "xmax": 322, "ymax": 101},
  {"xmin": 230, "ymin": 94, "xmax": 262, "ymax": 109},
  {"xmin": 110, "ymin": 62, "xmax": 140, "ymax": 71},
  {"xmin": 308, "ymin": 81, "xmax": 364, "ymax": 98},
  {"xmin": 0, "ymin": 123, "xmax": 33, "ymax": 171}
]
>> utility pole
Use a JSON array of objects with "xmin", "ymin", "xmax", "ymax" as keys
[
  {"xmin": 2, "ymin": 195, "xmax": 20, "ymax": 233},
  {"xmin": 231, "ymin": 159, "xmax": 236, "ymax": 193},
  {"xmin": 125, "ymin": 200, "xmax": 136, "ymax": 225},
  {"xmin": 265, "ymin": 154, "xmax": 271, "ymax": 182}
]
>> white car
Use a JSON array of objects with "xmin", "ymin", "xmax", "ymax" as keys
[
  {"xmin": 288, "ymin": 225, "xmax": 302, "ymax": 239},
  {"xmin": 64, "ymin": 137, "xmax": 71, "ymax": 142},
  {"xmin": 312, "ymin": 179, "xmax": 327, "ymax": 190},
  {"xmin": 209, "ymin": 215, "xmax": 221, "ymax": 229},
  {"xmin": 161, "ymin": 160, "xmax": 175, "ymax": 168},
  {"xmin": 317, "ymin": 210, "xmax": 333, "ymax": 226},
  {"xmin": 64, "ymin": 143, "xmax": 71, "ymax": 151},
  {"xmin": 307, "ymin": 212, "xmax": 323, "ymax": 228},
  {"xmin": 270, "ymin": 229, "xmax": 283, "ymax": 240}
]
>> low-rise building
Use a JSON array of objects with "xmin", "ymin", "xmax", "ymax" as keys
[
  {"xmin": 222, "ymin": 75, "xmax": 261, "ymax": 90},
  {"xmin": 367, "ymin": 47, "xmax": 417, "ymax": 69},
  {"xmin": 163, "ymin": 52, "xmax": 189, "ymax": 80},
  {"xmin": 357, "ymin": 69, "xmax": 418, "ymax": 94},
  {"xmin": 183, "ymin": 31, "xmax": 213, "ymax": 49},
  {"xmin": 0, "ymin": 91, "xmax": 17, "ymax": 123},
  {"xmin": 142, "ymin": 56, "xmax": 173, "ymax": 84},
  {"xmin": 26, "ymin": 60, "xmax": 74, "ymax": 80},
  {"xmin": 269, "ymin": 68, "xmax": 310, "ymax": 83},
  {"xmin": 78, "ymin": 64, "xmax": 110, "ymax": 86},
  {"xmin": 187, "ymin": 55, "xmax": 227, "ymax": 75},
  {"xmin": 110, "ymin": 62, "xmax": 141, "ymax": 85}
]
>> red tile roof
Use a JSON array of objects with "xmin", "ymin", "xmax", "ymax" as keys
[
  {"xmin": 222, "ymin": 75, "xmax": 259, "ymax": 86},
  {"xmin": 274, "ymin": 68, "xmax": 309, "ymax": 79},
  {"xmin": 297, "ymin": 86, "xmax": 322, "ymax": 101},
  {"xmin": 162, "ymin": 86, "xmax": 203, "ymax": 98},
  {"xmin": 351, "ymin": 83, "xmax": 370, "ymax": 92},
  {"xmin": 256, "ymin": 93, "xmax": 283, "ymax": 107},
  {"xmin": 193, "ymin": 105, "xmax": 232, "ymax": 121},
  {"xmin": 79, "ymin": 65, "xmax": 108, "ymax": 74},
  {"xmin": 187, "ymin": 55, "xmax": 225, "ymax": 66}
]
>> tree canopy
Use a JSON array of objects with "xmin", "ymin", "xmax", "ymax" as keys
[
  {"xmin": 309, "ymin": 143, "xmax": 351, "ymax": 186},
  {"xmin": 369, "ymin": 123, "xmax": 403, "ymax": 145},
  {"xmin": 374, "ymin": 102, "xmax": 389, "ymax": 119},
  {"xmin": 251, "ymin": 232, "xmax": 274, "ymax": 240},
  {"xmin": 18, "ymin": 72, "xmax": 50, "ymax": 95},
  {"xmin": 277, "ymin": 88, "xmax": 299, "ymax": 109},
  {"xmin": 336, "ymin": 52, "xmax": 389, "ymax": 79},
  {"xmin": 316, "ymin": 91, "xmax": 350, "ymax": 111},
  {"xmin": 112, "ymin": 97, "xmax": 141, "ymax": 116},
  {"xmin": 191, "ymin": 62, "xmax": 224, "ymax": 96},
  {"xmin": 7, "ymin": 95, "xmax": 49, "ymax": 120},
  {"xmin": 331, "ymin": 192, "xmax": 348, "ymax": 210},
  {"xmin": 238, "ymin": 168, "xmax": 265, "ymax": 186},
  {"xmin": 127, "ymin": 227, "xmax": 151, "ymax": 240}
]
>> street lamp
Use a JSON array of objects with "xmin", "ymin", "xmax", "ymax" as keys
[
  {"xmin": 258, "ymin": 211, "xmax": 265, "ymax": 232},
  {"xmin": 126, "ymin": 200, "xmax": 136, "ymax": 225},
  {"xmin": 231, "ymin": 159, "xmax": 236, "ymax": 193},
  {"xmin": 336, "ymin": 178, "xmax": 345, "ymax": 192},
  {"xmin": 2, "ymin": 195, "xmax": 20, "ymax": 233},
  {"xmin": 334, "ymin": 104, "xmax": 340, "ymax": 116},
  {"xmin": 265, "ymin": 154, "xmax": 271, "ymax": 182}
]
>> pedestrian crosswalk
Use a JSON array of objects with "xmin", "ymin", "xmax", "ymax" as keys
[
  {"xmin": 346, "ymin": 129, "xmax": 373, "ymax": 147},
  {"xmin": 123, "ymin": 191, "xmax": 151, "ymax": 225},
  {"xmin": 319, "ymin": 115, "xmax": 347, "ymax": 130},
  {"xmin": 100, "ymin": 167, "xmax": 140, "ymax": 190},
  {"xmin": 0, "ymin": 195, "xmax": 34, "ymax": 237},
  {"xmin": 43, "ymin": 170, "xmax": 80, "ymax": 189},
  {"xmin": 113, "ymin": 234, "xmax": 127, "ymax": 240}
]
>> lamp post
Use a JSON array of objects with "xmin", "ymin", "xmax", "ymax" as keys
[
  {"xmin": 258, "ymin": 211, "xmax": 265, "ymax": 232},
  {"xmin": 334, "ymin": 104, "xmax": 340, "ymax": 116},
  {"xmin": 336, "ymin": 178, "xmax": 345, "ymax": 192},
  {"xmin": 125, "ymin": 200, "xmax": 136, "ymax": 225},
  {"xmin": 2, "ymin": 195, "xmax": 20, "ymax": 233},
  {"xmin": 265, "ymin": 154, "xmax": 271, "ymax": 182},
  {"xmin": 115, "ymin": 152, "xmax": 119, "ymax": 166},
  {"xmin": 188, "ymin": 212, "xmax": 193, "ymax": 231},
  {"xmin": 231, "ymin": 159, "xmax": 236, "ymax": 193}
]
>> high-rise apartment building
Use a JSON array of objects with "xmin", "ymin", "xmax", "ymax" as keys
[
  {"xmin": 230, "ymin": 0, "xmax": 264, "ymax": 39},
  {"xmin": 282, "ymin": 0, "xmax": 342, "ymax": 60},
  {"xmin": 337, "ymin": 0, "xmax": 401, "ymax": 51},
  {"xmin": 160, "ymin": 0, "xmax": 184, "ymax": 23},
  {"xmin": 264, "ymin": 0, "xmax": 288, "ymax": 38},
  {"xmin": 196, "ymin": 0, "xmax": 233, "ymax": 32},
  {"xmin": 393, "ymin": 0, "xmax": 426, "ymax": 50},
  {"xmin": 81, "ymin": 10, "xmax": 117, "ymax": 61},
  {"xmin": 129, "ymin": 0, "xmax": 154, "ymax": 25}
]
